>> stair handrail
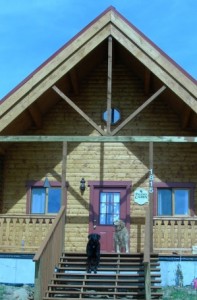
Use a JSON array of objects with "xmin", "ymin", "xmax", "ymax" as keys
[
  {"xmin": 143, "ymin": 205, "xmax": 151, "ymax": 300},
  {"xmin": 33, "ymin": 205, "xmax": 66, "ymax": 300}
]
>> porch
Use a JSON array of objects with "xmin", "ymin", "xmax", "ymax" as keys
[{"xmin": 0, "ymin": 214, "xmax": 196, "ymax": 254}]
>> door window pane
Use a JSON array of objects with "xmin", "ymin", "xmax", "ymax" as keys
[{"xmin": 99, "ymin": 192, "xmax": 120, "ymax": 225}]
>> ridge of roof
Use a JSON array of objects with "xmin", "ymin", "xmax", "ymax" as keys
[{"xmin": 0, "ymin": 6, "xmax": 196, "ymax": 104}]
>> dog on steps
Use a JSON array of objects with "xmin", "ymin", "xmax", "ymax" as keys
[
  {"xmin": 86, "ymin": 233, "xmax": 101, "ymax": 273},
  {"xmin": 114, "ymin": 219, "xmax": 129, "ymax": 253}
]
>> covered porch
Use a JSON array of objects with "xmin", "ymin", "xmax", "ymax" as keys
[
  {"xmin": 0, "ymin": 135, "xmax": 197, "ymax": 255},
  {"xmin": 0, "ymin": 213, "xmax": 197, "ymax": 255}
]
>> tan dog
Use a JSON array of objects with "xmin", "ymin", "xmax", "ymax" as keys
[{"xmin": 114, "ymin": 219, "xmax": 129, "ymax": 253}]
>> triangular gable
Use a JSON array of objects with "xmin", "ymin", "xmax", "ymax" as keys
[{"xmin": 0, "ymin": 6, "xmax": 196, "ymax": 132}]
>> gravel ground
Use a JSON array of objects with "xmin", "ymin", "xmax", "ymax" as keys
[{"xmin": 0, "ymin": 284, "xmax": 34, "ymax": 300}]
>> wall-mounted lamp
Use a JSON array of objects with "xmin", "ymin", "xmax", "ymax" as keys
[{"xmin": 80, "ymin": 178, "xmax": 86, "ymax": 191}]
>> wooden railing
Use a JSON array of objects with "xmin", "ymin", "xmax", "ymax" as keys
[
  {"xmin": 143, "ymin": 206, "xmax": 151, "ymax": 300},
  {"xmin": 33, "ymin": 205, "xmax": 66, "ymax": 300},
  {"xmin": 153, "ymin": 217, "xmax": 197, "ymax": 254},
  {"xmin": 0, "ymin": 215, "xmax": 55, "ymax": 252}
]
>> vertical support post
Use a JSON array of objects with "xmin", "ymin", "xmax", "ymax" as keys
[
  {"xmin": 61, "ymin": 141, "xmax": 67, "ymax": 252},
  {"xmin": 61, "ymin": 142, "xmax": 67, "ymax": 206},
  {"xmin": 149, "ymin": 142, "xmax": 154, "ymax": 252},
  {"xmin": 144, "ymin": 262, "xmax": 151, "ymax": 300},
  {"xmin": 107, "ymin": 36, "xmax": 112, "ymax": 134},
  {"xmin": 34, "ymin": 260, "xmax": 41, "ymax": 300}
]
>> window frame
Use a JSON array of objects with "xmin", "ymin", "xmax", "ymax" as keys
[
  {"xmin": 26, "ymin": 180, "xmax": 65, "ymax": 215},
  {"xmin": 153, "ymin": 182, "xmax": 195, "ymax": 217}
]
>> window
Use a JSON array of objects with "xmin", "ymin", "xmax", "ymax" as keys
[
  {"xmin": 31, "ymin": 187, "xmax": 61, "ymax": 214},
  {"xmin": 26, "ymin": 181, "xmax": 63, "ymax": 214},
  {"xmin": 102, "ymin": 108, "xmax": 121, "ymax": 125},
  {"xmin": 154, "ymin": 183, "xmax": 195, "ymax": 217},
  {"xmin": 99, "ymin": 192, "xmax": 120, "ymax": 225}
]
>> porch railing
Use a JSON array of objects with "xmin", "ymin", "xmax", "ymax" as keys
[
  {"xmin": 153, "ymin": 217, "xmax": 197, "ymax": 254},
  {"xmin": 0, "ymin": 214, "xmax": 55, "ymax": 252},
  {"xmin": 33, "ymin": 205, "xmax": 66, "ymax": 300}
]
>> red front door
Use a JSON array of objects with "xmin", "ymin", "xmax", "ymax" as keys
[{"xmin": 88, "ymin": 181, "xmax": 131, "ymax": 253}]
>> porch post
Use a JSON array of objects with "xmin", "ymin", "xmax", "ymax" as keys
[
  {"xmin": 61, "ymin": 141, "xmax": 67, "ymax": 206},
  {"xmin": 149, "ymin": 142, "xmax": 154, "ymax": 252},
  {"xmin": 61, "ymin": 141, "xmax": 67, "ymax": 252},
  {"xmin": 34, "ymin": 260, "xmax": 41, "ymax": 300}
]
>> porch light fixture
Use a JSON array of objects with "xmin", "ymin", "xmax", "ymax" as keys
[
  {"xmin": 43, "ymin": 177, "xmax": 50, "ymax": 188},
  {"xmin": 80, "ymin": 178, "xmax": 86, "ymax": 191}
]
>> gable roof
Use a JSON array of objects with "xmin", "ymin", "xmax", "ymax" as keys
[{"xmin": 0, "ymin": 6, "xmax": 196, "ymax": 134}]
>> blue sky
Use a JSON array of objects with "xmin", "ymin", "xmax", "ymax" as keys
[{"xmin": 0, "ymin": 0, "xmax": 196, "ymax": 100}]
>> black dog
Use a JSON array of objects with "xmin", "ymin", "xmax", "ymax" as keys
[{"xmin": 86, "ymin": 233, "xmax": 101, "ymax": 273}]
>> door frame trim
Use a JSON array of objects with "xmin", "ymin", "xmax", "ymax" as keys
[{"xmin": 88, "ymin": 180, "xmax": 132, "ymax": 226}]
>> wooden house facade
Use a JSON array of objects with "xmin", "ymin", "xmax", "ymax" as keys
[{"xmin": 0, "ymin": 8, "xmax": 197, "ymax": 298}]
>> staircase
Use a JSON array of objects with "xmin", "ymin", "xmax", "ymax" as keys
[{"xmin": 42, "ymin": 253, "xmax": 163, "ymax": 300}]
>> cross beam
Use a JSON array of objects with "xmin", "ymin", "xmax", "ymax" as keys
[{"xmin": 0, "ymin": 136, "xmax": 196, "ymax": 143}]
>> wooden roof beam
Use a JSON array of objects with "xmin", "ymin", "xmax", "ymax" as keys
[
  {"xmin": 111, "ymin": 26, "xmax": 197, "ymax": 111},
  {"xmin": 107, "ymin": 36, "xmax": 113, "ymax": 134},
  {"xmin": 0, "ymin": 135, "xmax": 197, "ymax": 143},
  {"xmin": 111, "ymin": 85, "xmax": 166, "ymax": 135},
  {"xmin": 52, "ymin": 85, "xmax": 107, "ymax": 136}
]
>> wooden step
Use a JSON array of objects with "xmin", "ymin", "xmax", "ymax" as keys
[
  {"xmin": 44, "ymin": 290, "xmax": 163, "ymax": 298},
  {"xmin": 51, "ymin": 277, "xmax": 161, "ymax": 284},
  {"xmin": 43, "ymin": 252, "xmax": 163, "ymax": 299}
]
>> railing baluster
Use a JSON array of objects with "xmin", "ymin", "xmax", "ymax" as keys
[
  {"xmin": 153, "ymin": 217, "xmax": 197, "ymax": 253},
  {"xmin": 0, "ymin": 215, "xmax": 55, "ymax": 252}
]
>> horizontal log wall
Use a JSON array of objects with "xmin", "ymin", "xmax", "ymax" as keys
[{"xmin": 0, "ymin": 61, "xmax": 197, "ymax": 253}]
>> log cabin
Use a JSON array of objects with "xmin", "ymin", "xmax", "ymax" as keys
[{"xmin": 0, "ymin": 6, "xmax": 197, "ymax": 300}]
